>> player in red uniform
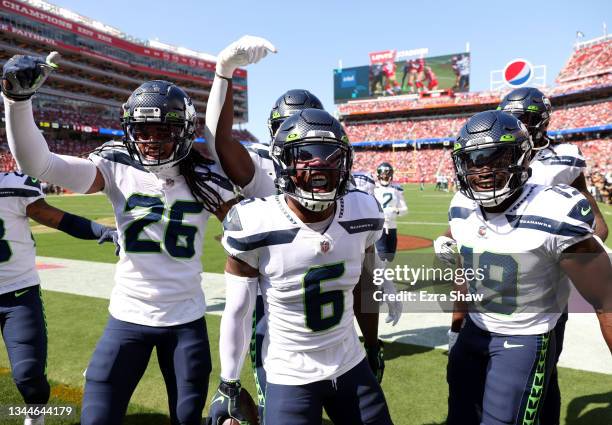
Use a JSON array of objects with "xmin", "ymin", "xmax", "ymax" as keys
[{"xmin": 424, "ymin": 66, "xmax": 438, "ymax": 91}]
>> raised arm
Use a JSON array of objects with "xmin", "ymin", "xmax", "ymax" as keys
[
  {"xmin": 205, "ymin": 36, "xmax": 276, "ymax": 187},
  {"xmin": 2, "ymin": 53, "xmax": 104, "ymax": 194}
]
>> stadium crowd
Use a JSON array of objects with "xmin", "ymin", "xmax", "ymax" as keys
[
  {"xmin": 344, "ymin": 101, "xmax": 612, "ymax": 142},
  {"xmin": 557, "ymin": 38, "xmax": 611, "ymax": 82}
]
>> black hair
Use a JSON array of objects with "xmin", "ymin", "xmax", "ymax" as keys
[{"xmin": 179, "ymin": 149, "xmax": 225, "ymax": 214}]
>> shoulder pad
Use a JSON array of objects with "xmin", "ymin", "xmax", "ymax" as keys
[
  {"xmin": 0, "ymin": 172, "xmax": 43, "ymax": 197},
  {"xmin": 90, "ymin": 142, "xmax": 146, "ymax": 171}
]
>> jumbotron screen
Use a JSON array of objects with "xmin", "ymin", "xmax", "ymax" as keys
[{"xmin": 333, "ymin": 52, "xmax": 470, "ymax": 103}]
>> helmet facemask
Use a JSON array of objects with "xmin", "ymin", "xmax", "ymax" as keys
[
  {"xmin": 122, "ymin": 82, "xmax": 196, "ymax": 173},
  {"xmin": 276, "ymin": 138, "xmax": 352, "ymax": 212},
  {"xmin": 453, "ymin": 140, "xmax": 532, "ymax": 208},
  {"xmin": 377, "ymin": 165, "xmax": 393, "ymax": 186},
  {"xmin": 505, "ymin": 108, "xmax": 550, "ymax": 151}
]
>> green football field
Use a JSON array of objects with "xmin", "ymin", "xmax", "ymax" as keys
[{"xmin": 0, "ymin": 185, "xmax": 610, "ymax": 424}]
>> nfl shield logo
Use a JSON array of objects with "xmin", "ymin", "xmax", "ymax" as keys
[
  {"xmin": 478, "ymin": 226, "xmax": 487, "ymax": 237},
  {"xmin": 320, "ymin": 240, "xmax": 331, "ymax": 254}
]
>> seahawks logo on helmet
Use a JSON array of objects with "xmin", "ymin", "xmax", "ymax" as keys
[
  {"xmin": 452, "ymin": 110, "xmax": 532, "ymax": 208},
  {"xmin": 271, "ymin": 108, "xmax": 353, "ymax": 212},
  {"xmin": 267, "ymin": 89, "xmax": 324, "ymax": 141}
]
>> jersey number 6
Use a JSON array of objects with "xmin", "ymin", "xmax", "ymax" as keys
[{"xmin": 303, "ymin": 262, "xmax": 345, "ymax": 332}]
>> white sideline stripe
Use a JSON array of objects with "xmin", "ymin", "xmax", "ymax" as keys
[{"xmin": 36, "ymin": 256, "xmax": 612, "ymax": 375}]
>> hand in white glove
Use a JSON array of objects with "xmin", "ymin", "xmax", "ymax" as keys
[
  {"xmin": 433, "ymin": 236, "xmax": 458, "ymax": 266},
  {"xmin": 96, "ymin": 227, "xmax": 120, "ymax": 256},
  {"xmin": 216, "ymin": 35, "xmax": 277, "ymax": 79},
  {"xmin": 448, "ymin": 329, "xmax": 459, "ymax": 351},
  {"xmin": 382, "ymin": 279, "xmax": 402, "ymax": 326}
]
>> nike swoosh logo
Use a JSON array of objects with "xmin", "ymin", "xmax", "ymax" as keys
[
  {"xmin": 503, "ymin": 341, "xmax": 524, "ymax": 349},
  {"xmin": 581, "ymin": 207, "xmax": 592, "ymax": 216},
  {"xmin": 14, "ymin": 289, "xmax": 30, "ymax": 298}
]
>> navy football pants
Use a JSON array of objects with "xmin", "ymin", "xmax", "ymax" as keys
[
  {"xmin": 540, "ymin": 309, "xmax": 568, "ymax": 425},
  {"xmin": 447, "ymin": 317, "xmax": 556, "ymax": 425},
  {"xmin": 264, "ymin": 358, "xmax": 393, "ymax": 425},
  {"xmin": 81, "ymin": 315, "xmax": 212, "ymax": 425},
  {"xmin": 0, "ymin": 285, "xmax": 50, "ymax": 404}
]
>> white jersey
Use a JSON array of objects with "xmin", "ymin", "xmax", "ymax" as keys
[
  {"xmin": 529, "ymin": 143, "xmax": 586, "ymax": 186},
  {"xmin": 449, "ymin": 184, "xmax": 593, "ymax": 335},
  {"xmin": 0, "ymin": 172, "xmax": 44, "ymax": 295},
  {"xmin": 222, "ymin": 191, "xmax": 383, "ymax": 385},
  {"xmin": 241, "ymin": 143, "xmax": 277, "ymax": 198},
  {"xmin": 351, "ymin": 172, "xmax": 376, "ymax": 195},
  {"xmin": 89, "ymin": 143, "xmax": 235, "ymax": 327},
  {"xmin": 374, "ymin": 183, "xmax": 407, "ymax": 229}
]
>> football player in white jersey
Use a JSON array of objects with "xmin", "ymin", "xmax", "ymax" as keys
[
  {"xmin": 0, "ymin": 171, "xmax": 115, "ymax": 425},
  {"xmin": 205, "ymin": 36, "xmax": 401, "ymax": 422},
  {"xmin": 208, "ymin": 109, "xmax": 394, "ymax": 425},
  {"xmin": 498, "ymin": 86, "xmax": 609, "ymax": 425},
  {"xmin": 351, "ymin": 170, "xmax": 377, "ymax": 195},
  {"xmin": 3, "ymin": 53, "xmax": 238, "ymax": 425},
  {"xmin": 446, "ymin": 110, "xmax": 612, "ymax": 425},
  {"xmin": 374, "ymin": 163, "xmax": 408, "ymax": 262}
]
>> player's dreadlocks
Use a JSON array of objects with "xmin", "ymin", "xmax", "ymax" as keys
[
  {"xmin": 180, "ymin": 149, "xmax": 225, "ymax": 214},
  {"xmin": 89, "ymin": 143, "xmax": 227, "ymax": 215}
]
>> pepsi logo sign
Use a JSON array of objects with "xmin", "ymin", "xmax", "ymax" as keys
[{"xmin": 503, "ymin": 59, "xmax": 533, "ymax": 87}]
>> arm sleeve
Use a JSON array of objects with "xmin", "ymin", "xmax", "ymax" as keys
[
  {"xmin": 4, "ymin": 96, "xmax": 98, "ymax": 193},
  {"xmin": 219, "ymin": 272, "xmax": 258, "ymax": 381},
  {"xmin": 396, "ymin": 188, "xmax": 408, "ymax": 216},
  {"xmin": 203, "ymin": 75, "xmax": 229, "ymax": 164}
]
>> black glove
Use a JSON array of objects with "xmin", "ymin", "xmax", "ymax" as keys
[
  {"xmin": 365, "ymin": 339, "xmax": 385, "ymax": 383},
  {"xmin": 2, "ymin": 52, "xmax": 60, "ymax": 101},
  {"xmin": 208, "ymin": 379, "xmax": 253, "ymax": 425}
]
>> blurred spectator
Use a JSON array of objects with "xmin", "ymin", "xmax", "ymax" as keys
[{"xmin": 344, "ymin": 101, "xmax": 612, "ymax": 142}]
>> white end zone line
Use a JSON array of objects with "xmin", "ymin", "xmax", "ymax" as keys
[{"xmin": 36, "ymin": 256, "xmax": 612, "ymax": 375}]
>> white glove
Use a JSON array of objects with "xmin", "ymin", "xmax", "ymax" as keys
[
  {"xmin": 382, "ymin": 279, "xmax": 402, "ymax": 326},
  {"xmin": 96, "ymin": 226, "xmax": 120, "ymax": 256},
  {"xmin": 216, "ymin": 35, "xmax": 277, "ymax": 78},
  {"xmin": 433, "ymin": 236, "xmax": 458, "ymax": 266},
  {"xmin": 448, "ymin": 329, "xmax": 459, "ymax": 351}
]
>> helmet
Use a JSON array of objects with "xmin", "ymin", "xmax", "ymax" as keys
[
  {"xmin": 452, "ymin": 110, "xmax": 532, "ymax": 208},
  {"xmin": 267, "ymin": 90, "xmax": 324, "ymax": 139},
  {"xmin": 498, "ymin": 87, "xmax": 551, "ymax": 149},
  {"xmin": 122, "ymin": 80, "xmax": 196, "ymax": 173},
  {"xmin": 376, "ymin": 162, "xmax": 394, "ymax": 186},
  {"xmin": 271, "ymin": 109, "xmax": 352, "ymax": 212}
]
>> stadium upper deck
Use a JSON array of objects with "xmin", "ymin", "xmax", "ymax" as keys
[
  {"xmin": 0, "ymin": 0, "xmax": 249, "ymax": 123},
  {"xmin": 338, "ymin": 36, "xmax": 612, "ymax": 121}
]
